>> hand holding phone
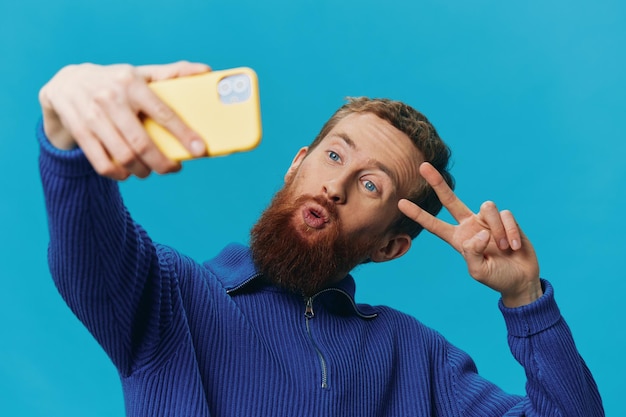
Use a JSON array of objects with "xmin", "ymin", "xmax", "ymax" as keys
[
  {"xmin": 143, "ymin": 67, "xmax": 262, "ymax": 160},
  {"xmin": 39, "ymin": 61, "xmax": 212, "ymax": 180}
]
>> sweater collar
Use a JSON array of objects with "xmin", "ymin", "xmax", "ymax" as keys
[{"xmin": 205, "ymin": 243, "xmax": 378, "ymax": 319}]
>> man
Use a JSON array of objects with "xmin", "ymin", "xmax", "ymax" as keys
[{"xmin": 38, "ymin": 61, "xmax": 603, "ymax": 416}]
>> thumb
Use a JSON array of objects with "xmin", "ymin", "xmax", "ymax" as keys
[{"xmin": 462, "ymin": 229, "xmax": 490, "ymax": 279}]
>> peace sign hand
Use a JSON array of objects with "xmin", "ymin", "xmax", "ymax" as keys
[{"xmin": 398, "ymin": 162, "xmax": 542, "ymax": 308}]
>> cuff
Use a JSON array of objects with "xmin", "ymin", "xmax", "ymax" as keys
[
  {"xmin": 37, "ymin": 118, "xmax": 96, "ymax": 178},
  {"xmin": 498, "ymin": 279, "xmax": 562, "ymax": 337}
]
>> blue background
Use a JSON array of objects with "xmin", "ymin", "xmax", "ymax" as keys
[{"xmin": 1, "ymin": 0, "xmax": 624, "ymax": 415}]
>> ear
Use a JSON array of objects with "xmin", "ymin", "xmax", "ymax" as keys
[
  {"xmin": 369, "ymin": 233, "xmax": 412, "ymax": 263},
  {"xmin": 284, "ymin": 146, "xmax": 309, "ymax": 182}
]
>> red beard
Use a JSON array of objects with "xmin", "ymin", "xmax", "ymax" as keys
[{"xmin": 250, "ymin": 183, "xmax": 376, "ymax": 296}]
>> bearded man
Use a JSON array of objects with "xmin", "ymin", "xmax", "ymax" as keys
[{"xmin": 38, "ymin": 61, "xmax": 603, "ymax": 416}]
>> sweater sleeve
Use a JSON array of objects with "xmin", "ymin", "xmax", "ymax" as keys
[
  {"xmin": 37, "ymin": 120, "xmax": 179, "ymax": 377},
  {"xmin": 433, "ymin": 279, "xmax": 604, "ymax": 417},
  {"xmin": 497, "ymin": 279, "xmax": 604, "ymax": 416}
]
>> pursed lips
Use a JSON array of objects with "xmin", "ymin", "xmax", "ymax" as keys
[{"xmin": 301, "ymin": 202, "xmax": 330, "ymax": 229}]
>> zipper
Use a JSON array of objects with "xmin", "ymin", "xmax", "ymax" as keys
[
  {"xmin": 226, "ymin": 273, "xmax": 263, "ymax": 294},
  {"xmin": 309, "ymin": 288, "xmax": 378, "ymax": 319},
  {"xmin": 303, "ymin": 287, "xmax": 377, "ymax": 389},
  {"xmin": 304, "ymin": 296, "xmax": 329, "ymax": 389}
]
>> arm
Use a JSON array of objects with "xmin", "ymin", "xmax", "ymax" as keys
[
  {"xmin": 39, "ymin": 62, "xmax": 210, "ymax": 374},
  {"xmin": 499, "ymin": 280, "xmax": 603, "ymax": 416},
  {"xmin": 430, "ymin": 288, "xmax": 602, "ymax": 417},
  {"xmin": 39, "ymin": 126, "xmax": 151, "ymax": 374},
  {"xmin": 399, "ymin": 162, "xmax": 604, "ymax": 416}
]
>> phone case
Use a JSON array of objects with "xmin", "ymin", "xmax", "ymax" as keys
[{"xmin": 143, "ymin": 67, "xmax": 262, "ymax": 160}]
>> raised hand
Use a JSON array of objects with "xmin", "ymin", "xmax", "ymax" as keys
[
  {"xmin": 39, "ymin": 61, "xmax": 211, "ymax": 180},
  {"xmin": 398, "ymin": 162, "xmax": 542, "ymax": 307}
]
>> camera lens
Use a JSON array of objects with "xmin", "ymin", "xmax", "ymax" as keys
[
  {"xmin": 218, "ymin": 79, "xmax": 232, "ymax": 96},
  {"xmin": 233, "ymin": 75, "xmax": 249, "ymax": 93}
]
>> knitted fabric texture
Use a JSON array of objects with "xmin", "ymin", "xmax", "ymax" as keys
[{"xmin": 38, "ymin": 122, "xmax": 603, "ymax": 416}]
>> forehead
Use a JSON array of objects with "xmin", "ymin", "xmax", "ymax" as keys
[{"xmin": 321, "ymin": 112, "xmax": 423, "ymax": 195}]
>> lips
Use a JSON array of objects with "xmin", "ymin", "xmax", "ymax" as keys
[{"xmin": 301, "ymin": 202, "xmax": 329, "ymax": 229}]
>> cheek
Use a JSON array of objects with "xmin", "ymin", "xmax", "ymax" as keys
[
  {"xmin": 288, "ymin": 165, "xmax": 330, "ymax": 198},
  {"xmin": 284, "ymin": 168, "xmax": 308, "ymax": 195},
  {"xmin": 287, "ymin": 162, "xmax": 313, "ymax": 187},
  {"xmin": 338, "ymin": 205, "xmax": 390, "ymax": 238}
]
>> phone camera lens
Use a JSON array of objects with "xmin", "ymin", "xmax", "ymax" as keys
[
  {"xmin": 233, "ymin": 76, "xmax": 249, "ymax": 93},
  {"xmin": 218, "ymin": 79, "xmax": 233, "ymax": 96}
]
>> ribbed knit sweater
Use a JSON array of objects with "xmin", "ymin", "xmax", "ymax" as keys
[{"xmin": 38, "ymin": 122, "xmax": 604, "ymax": 416}]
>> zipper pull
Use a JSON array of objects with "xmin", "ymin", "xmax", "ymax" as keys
[{"xmin": 305, "ymin": 297, "xmax": 314, "ymax": 319}]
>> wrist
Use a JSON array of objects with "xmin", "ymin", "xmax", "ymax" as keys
[
  {"xmin": 42, "ymin": 113, "xmax": 76, "ymax": 150},
  {"xmin": 39, "ymin": 84, "xmax": 76, "ymax": 150},
  {"xmin": 499, "ymin": 280, "xmax": 561, "ymax": 337},
  {"xmin": 501, "ymin": 277, "xmax": 543, "ymax": 308}
]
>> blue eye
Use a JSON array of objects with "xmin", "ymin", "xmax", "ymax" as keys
[
  {"xmin": 328, "ymin": 151, "xmax": 340, "ymax": 162},
  {"xmin": 364, "ymin": 180, "xmax": 378, "ymax": 192}
]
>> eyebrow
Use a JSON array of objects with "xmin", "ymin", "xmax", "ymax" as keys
[{"xmin": 335, "ymin": 132, "xmax": 398, "ymax": 188}]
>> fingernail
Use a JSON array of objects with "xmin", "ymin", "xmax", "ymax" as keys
[
  {"xmin": 477, "ymin": 230, "xmax": 490, "ymax": 241},
  {"xmin": 511, "ymin": 239, "xmax": 521, "ymax": 250},
  {"xmin": 499, "ymin": 238, "xmax": 509, "ymax": 250},
  {"xmin": 190, "ymin": 139, "xmax": 206, "ymax": 156}
]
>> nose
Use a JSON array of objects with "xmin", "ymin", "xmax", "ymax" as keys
[{"xmin": 322, "ymin": 178, "xmax": 347, "ymax": 204}]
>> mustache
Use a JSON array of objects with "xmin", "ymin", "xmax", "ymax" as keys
[{"xmin": 291, "ymin": 194, "xmax": 338, "ymax": 222}]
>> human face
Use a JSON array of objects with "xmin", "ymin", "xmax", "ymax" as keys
[{"xmin": 286, "ymin": 112, "xmax": 423, "ymax": 263}]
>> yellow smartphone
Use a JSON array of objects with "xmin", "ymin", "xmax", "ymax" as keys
[{"xmin": 143, "ymin": 67, "xmax": 262, "ymax": 160}]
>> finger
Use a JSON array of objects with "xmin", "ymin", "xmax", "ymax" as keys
[
  {"xmin": 56, "ymin": 102, "xmax": 130, "ymax": 180},
  {"xmin": 462, "ymin": 229, "xmax": 491, "ymax": 280},
  {"xmin": 419, "ymin": 162, "xmax": 473, "ymax": 222},
  {"xmin": 88, "ymin": 114, "xmax": 153, "ymax": 179},
  {"xmin": 75, "ymin": 130, "xmax": 130, "ymax": 180},
  {"xmin": 97, "ymin": 92, "xmax": 182, "ymax": 175},
  {"xmin": 398, "ymin": 198, "xmax": 455, "ymax": 244},
  {"xmin": 128, "ymin": 81, "xmax": 207, "ymax": 158},
  {"xmin": 478, "ymin": 201, "xmax": 509, "ymax": 250},
  {"xmin": 137, "ymin": 61, "xmax": 211, "ymax": 82},
  {"xmin": 79, "ymin": 95, "xmax": 154, "ymax": 177},
  {"xmin": 501, "ymin": 210, "xmax": 522, "ymax": 250}
]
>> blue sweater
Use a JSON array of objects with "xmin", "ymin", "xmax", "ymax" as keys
[{"xmin": 38, "ymin": 122, "xmax": 603, "ymax": 416}]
